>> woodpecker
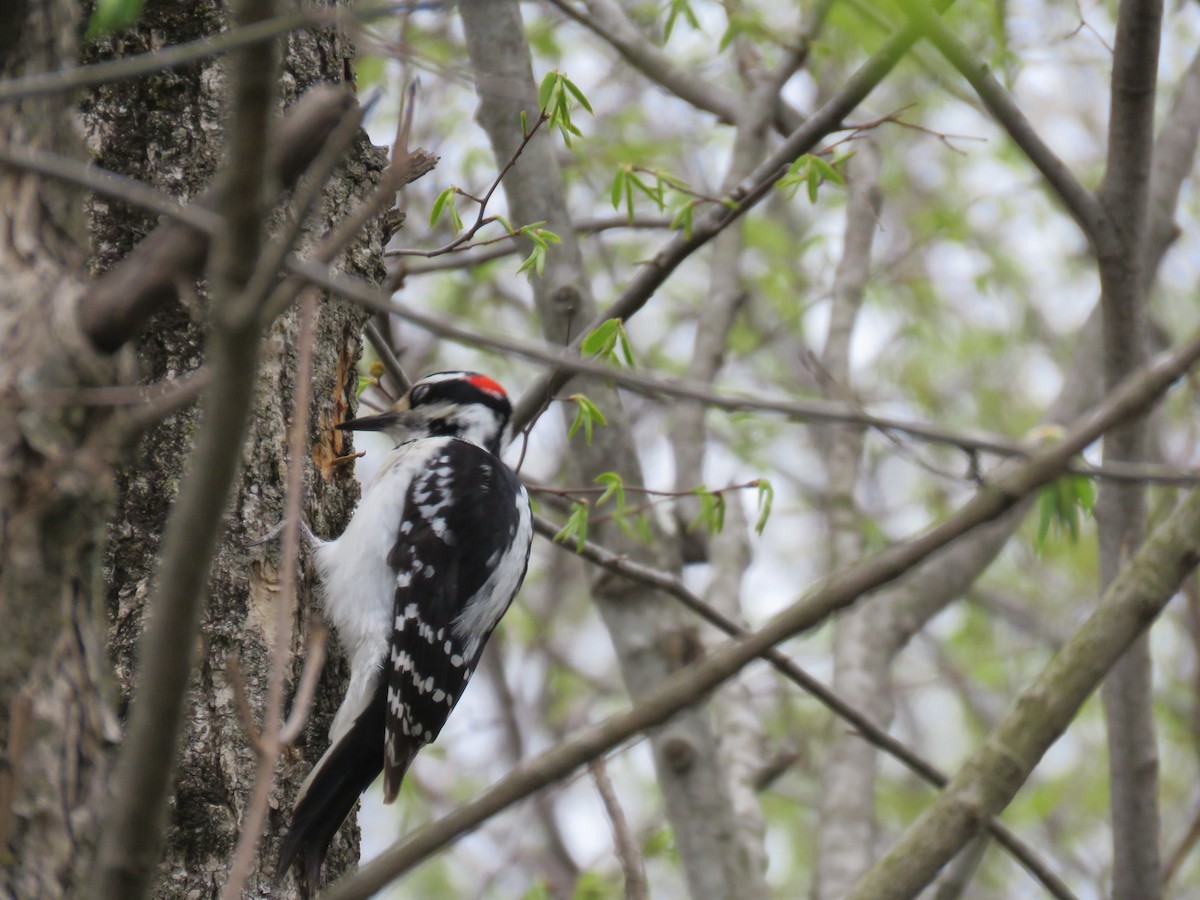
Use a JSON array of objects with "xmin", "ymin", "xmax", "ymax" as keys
[{"xmin": 276, "ymin": 371, "xmax": 532, "ymax": 894}]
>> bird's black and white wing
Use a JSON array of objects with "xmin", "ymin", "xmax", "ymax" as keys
[{"xmin": 382, "ymin": 438, "xmax": 531, "ymax": 801}]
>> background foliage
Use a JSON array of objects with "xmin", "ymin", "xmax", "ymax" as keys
[{"xmin": 333, "ymin": 1, "xmax": 1200, "ymax": 897}]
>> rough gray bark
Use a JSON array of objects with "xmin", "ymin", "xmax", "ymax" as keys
[
  {"xmin": 89, "ymin": 8, "xmax": 383, "ymax": 893},
  {"xmin": 0, "ymin": 2, "xmax": 121, "ymax": 894},
  {"xmin": 0, "ymin": 1, "xmax": 384, "ymax": 896},
  {"xmin": 458, "ymin": 1, "xmax": 765, "ymax": 896}
]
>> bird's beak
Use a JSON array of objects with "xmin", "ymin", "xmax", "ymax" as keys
[
  {"xmin": 336, "ymin": 411, "xmax": 402, "ymax": 432},
  {"xmin": 337, "ymin": 394, "xmax": 417, "ymax": 432}
]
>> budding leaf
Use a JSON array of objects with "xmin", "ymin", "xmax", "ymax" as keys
[
  {"xmin": 753, "ymin": 478, "xmax": 774, "ymax": 534},
  {"xmin": 567, "ymin": 393, "xmax": 608, "ymax": 445},
  {"xmin": 554, "ymin": 501, "xmax": 590, "ymax": 552}
]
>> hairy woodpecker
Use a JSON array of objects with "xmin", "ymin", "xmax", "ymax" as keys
[{"xmin": 276, "ymin": 371, "xmax": 532, "ymax": 894}]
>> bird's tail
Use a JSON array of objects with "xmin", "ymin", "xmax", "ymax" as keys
[{"xmin": 275, "ymin": 680, "xmax": 388, "ymax": 896}]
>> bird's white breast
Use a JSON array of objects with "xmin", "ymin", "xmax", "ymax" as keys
[{"xmin": 313, "ymin": 439, "xmax": 447, "ymax": 742}]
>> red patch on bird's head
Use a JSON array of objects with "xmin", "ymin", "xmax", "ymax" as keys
[{"xmin": 467, "ymin": 373, "xmax": 507, "ymax": 398}]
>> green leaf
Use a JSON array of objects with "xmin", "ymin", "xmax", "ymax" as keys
[
  {"xmin": 516, "ymin": 244, "xmax": 545, "ymax": 279},
  {"xmin": 537, "ymin": 70, "xmax": 558, "ymax": 111},
  {"xmin": 514, "ymin": 225, "xmax": 559, "ymax": 279},
  {"xmin": 554, "ymin": 501, "xmax": 590, "ymax": 551},
  {"xmin": 1073, "ymin": 476, "xmax": 1096, "ymax": 512},
  {"xmin": 775, "ymin": 154, "xmax": 847, "ymax": 204},
  {"xmin": 430, "ymin": 187, "xmax": 454, "ymax": 229},
  {"xmin": 537, "ymin": 70, "xmax": 593, "ymax": 147},
  {"xmin": 632, "ymin": 512, "xmax": 654, "ymax": 544},
  {"xmin": 355, "ymin": 375, "xmax": 377, "ymax": 398},
  {"xmin": 688, "ymin": 487, "xmax": 726, "ymax": 534},
  {"xmin": 594, "ymin": 472, "xmax": 626, "ymax": 512},
  {"xmin": 581, "ymin": 319, "xmax": 620, "ymax": 356},
  {"xmin": 87, "ymin": 0, "xmax": 144, "ymax": 37},
  {"xmin": 571, "ymin": 870, "xmax": 610, "ymax": 900},
  {"xmin": 617, "ymin": 327, "xmax": 636, "ymax": 367},
  {"xmin": 754, "ymin": 478, "xmax": 774, "ymax": 534},
  {"xmin": 581, "ymin": 319, "xmax": 634, "ymax": 367},
  {"xmin": 809, "ymin": 154, "xmax": 845, "ymax": 185},
  {"xmin": 1033, "ymin": 474, "xmax": 1094, "ymax": 552},
  {"xmin": 355, "ymin": 55, "xmax": 386, "ymax": 88},
  {"xmin": 642, "ymin": 826, "xmax": 675, "ymax": 858},
  {"xmin": 610, "ymin": 167, "xmax": 627, "ymax": 211},
  {"xmin": 567, "ymin": 393, "xmax": 608, "ymax": 444},
  {"xmin": 562, "ymin": 75, "xmax": 593, "ymax": 113},
  {"xmin": 1035, "ymin": 487, "xmax": 1055, "ymax": 549},
  {"xmin": 628, "ymin": 171, "xmax": 665, "ymax": 210},
  {"xmin": 670, "ymin": 200, "xmax": 696, "ymax": 238},
  {"xmin": 663, "ymin": 0, "xmax": 701, "ymax": 43}
]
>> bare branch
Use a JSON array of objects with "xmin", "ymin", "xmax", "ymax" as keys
[
  {"xmin": 0, "ymin": 143, "xmax": 220, "ymax": 233},
  {"xmin": 391, "ymin": 215, "xmax": 673, "ymax": 276},
  {"xmin": 589, "ymin": 760, "xmax": 648, "ymax": 900},
  {"xmin": 1095, "ymin": 2, "xmax": 1164, "ymax": 895},
  {"xmin": 541, "ymin": 0, "xmax": 742, "ymax": 125},
  {"xmin": 221, "ymin": 289, "xmax": 317, "ymax": 899},
  {"xmin": 289, "ymin": 254, "xmax": 1200, "ymax": 489},
  {"xmin": 893, "ymin": 0, "xmax": 1115, "ymax": 255},
  {"xmin": 848, "ymin": 483, "xmax": 1200, "ymax": 900},
  {"xmin": 79, "ymin": 84, "xmax": 360, "ymax": 354}
]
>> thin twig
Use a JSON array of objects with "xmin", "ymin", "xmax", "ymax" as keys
[
  {"xmin": 0, "ymin": 143, "xmax": 220, "ymax": 233},
  {"xmin": 391, "ymin": 215, "xmax": 673, "ymax": 275},
  {"xmin": 365, "ymin": 319, "xmax": 411, "ymax": 394},
  {"xmin": 221, "ymin": 288, "xmax": 318, "ymax": 898},
  {"xmin": 226, "ymin": 656, "xmax": 267, "ymax": 755},
  {"xmin": 279, "ymin": 624, "xmax": 329, "ymax": 745},
  {"xmin": 384, "ymin": 113, "xmax": 548, "ymax": 266},
  {"xmin": 589, "ymin": 760, "xmax": 648, "ymax": 900},
  {"xmin": 288, "ymin": 254, "xmax": 1200, "ymax": 489},
  {"xmin": 0, "ymin": 3, "xmax": 415, "ymax": 103}
]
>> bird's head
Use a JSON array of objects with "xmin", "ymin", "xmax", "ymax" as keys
[{"xmin": 337, "ymin": 371, "xmax": 513, "ymax": 456}]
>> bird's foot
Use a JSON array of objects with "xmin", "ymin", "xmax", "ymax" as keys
[{"xmin": 245, "ymin": 516, "xmax": 322, "ymax": 550}]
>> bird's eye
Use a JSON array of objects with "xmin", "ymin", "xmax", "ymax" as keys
[{"xmin": 410, "ymin": 384, "xmax": 431, "ymax": 405}]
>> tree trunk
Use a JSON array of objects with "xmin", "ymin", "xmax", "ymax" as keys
[
  {"xmin": 1, "ymin": 2, "xmax": 120, "ymax": 894},
  {"xmin": 2, "ymin": 1, "xmax": 385, "ymax": 895},
  {"xmin": 459, "ymin": 2, "xmax": 766, "ymax": 896}
]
